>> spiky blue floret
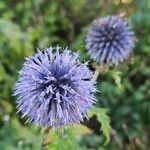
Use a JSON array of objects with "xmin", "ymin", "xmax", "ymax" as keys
[
  {"xmin": 14, "ymin": 47, "xmax": 96, "ymax": 127},
  {"xmin": 85, "ymin": 16, "xmax": 135, "ymax": 66}
]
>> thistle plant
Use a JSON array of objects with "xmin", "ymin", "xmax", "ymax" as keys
[
  {"xmin": 85, "ymin": 15, "xmax": 135, "ymax": 66},
  {"xmin": 14, "ymin": 47, "xmax": 96, "ymax": 127},
  {"xmin": 13, "ymin": 14, "xmax": 136, "ymax": 147}
]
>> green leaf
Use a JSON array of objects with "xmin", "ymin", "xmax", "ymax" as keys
[
  {"xmin": 111, "ymin": 71, "xmax": 122, "ymax": 90},
  {"xmin": 88, "ymin": 107, "xmax": 111, "ymax": 145}
]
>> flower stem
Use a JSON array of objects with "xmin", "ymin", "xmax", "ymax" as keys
[{"xmin": 92, "ymin": 69, "xmax": 100, "ymax": 82}]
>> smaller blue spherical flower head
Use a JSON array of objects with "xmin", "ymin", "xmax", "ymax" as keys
[
  {"xmin": 85, "ymin": 16, "xmax": 135, "ymax": 66},
  {"xmin": 14, "ymin": 47, "xmax": 96, "ymax": 127}
]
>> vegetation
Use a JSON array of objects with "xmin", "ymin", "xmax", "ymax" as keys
[{"xmin": 0, "ymin": 0, "xmax": 149, "ymax": 149}]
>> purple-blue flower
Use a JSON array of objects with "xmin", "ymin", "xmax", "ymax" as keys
[
  {"xmin": 14, "ymin": 47, "xmax": 96, "ymax": 127},
  {"xmin": 85, "ymin": 16, "xmax": 135, "ymax": 66}
]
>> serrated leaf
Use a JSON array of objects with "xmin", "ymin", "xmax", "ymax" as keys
[
  {"xmin": 111, "ymin": 71, "xmax": 122, "ymax": 89},
  {"xmin": 88, "ymin": 107, "xmax": 111, "ymax": 145}
]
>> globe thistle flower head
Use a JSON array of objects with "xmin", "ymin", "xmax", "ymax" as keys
[
  {"xmin": 14, "ymin": 47, "xmax": 96, "ymax": 127},
  {"xmin": 85, "ymin": 15, "xmax": 135, "ymax": 66}
]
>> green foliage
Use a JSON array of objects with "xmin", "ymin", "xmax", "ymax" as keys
[
  {"xmin": 43, "ymin": 125, "xmax": 91, "ymax": 150},
  {"xmin": 0, "ymin": 0, "xmax": 149, "ymax": 149},
  {"xmin": 89, "ymin": 107, "xmax": 111, "ymax": 145},
  {"xmin": 0, "ymin": 116, "xmax": 43, "ymax": 150}
]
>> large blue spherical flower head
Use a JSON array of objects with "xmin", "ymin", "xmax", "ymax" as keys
[
  {"xmin": 85, "ymin": 16, "xmax": 135, "ymax": 66},
  {"xmin": 14, "ymin": 47, "xmax": 96, "ymax": 127}
]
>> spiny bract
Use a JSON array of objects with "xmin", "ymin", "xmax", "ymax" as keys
[
  {"xmin": 14, "ymin": 47, "xmax": 96, "ymax": 127},
  {"xmin": 85, "ymin": 15, "xmax": 135, "ymax": 66}
]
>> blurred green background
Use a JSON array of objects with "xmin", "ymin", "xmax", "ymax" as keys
[{"xmin": 0, "ymin": 0, "xmax": 150, "ymax": 149}]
